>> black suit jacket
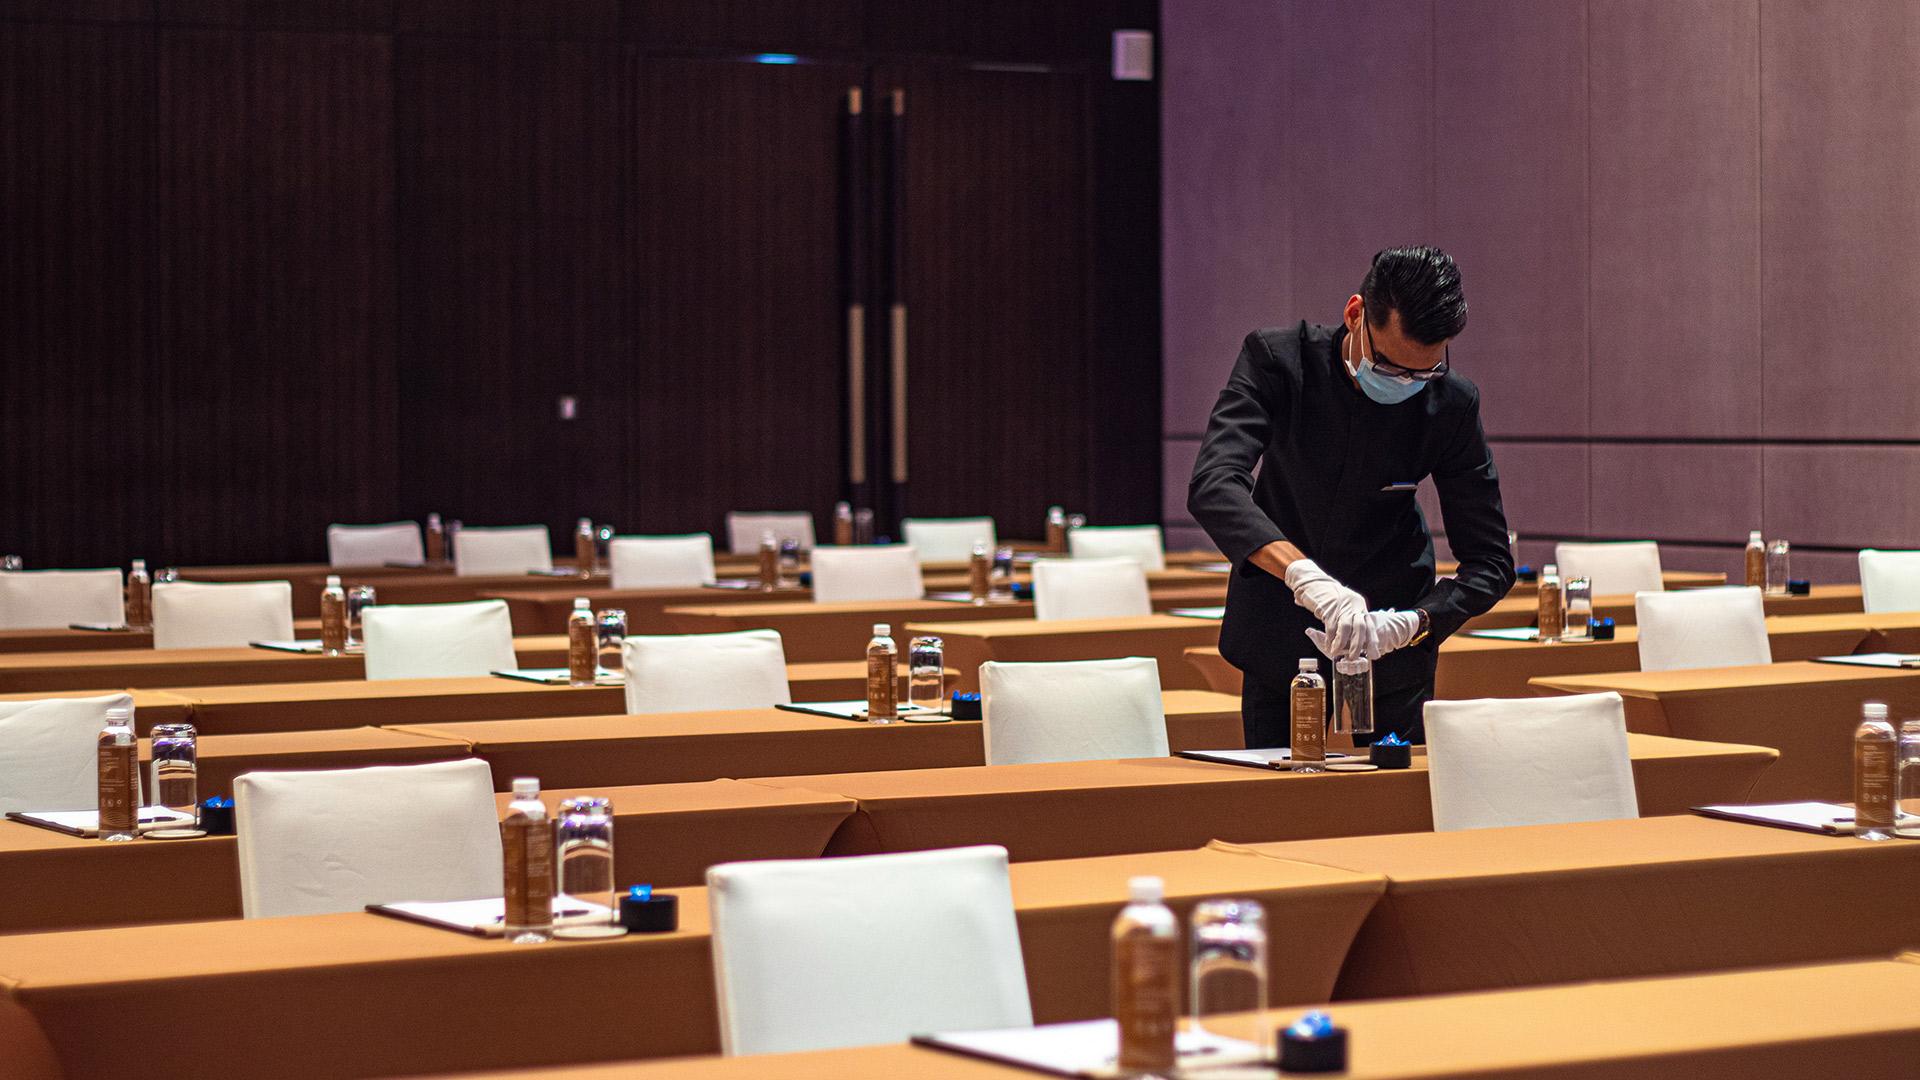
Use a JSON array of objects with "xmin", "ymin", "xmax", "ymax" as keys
[{"xmin": 1187, "ymin": 322, "xmax": 1515, "ymax": 692}]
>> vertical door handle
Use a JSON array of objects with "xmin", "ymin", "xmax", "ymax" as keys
[
  {"xmin": 846, "ymin": 87, "xmax": 868, "ymax": 486},
  {"xmin": 887, "ymin": 89, "xmax": 908, "ymax": 485}
]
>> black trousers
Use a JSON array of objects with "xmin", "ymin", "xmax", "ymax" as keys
[{"xmin": 1241, "ymin": 659, "xmax": 1434, "ymax": 749}]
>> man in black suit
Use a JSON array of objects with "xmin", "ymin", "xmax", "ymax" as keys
[{"xmin": 1187, "ymin": 246, "xmax": 1514, "ymax": 748}]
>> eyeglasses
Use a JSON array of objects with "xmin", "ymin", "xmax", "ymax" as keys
[{"xmin": 1363, "ymin": 317, "xmax": 1451, "ymax": 382}]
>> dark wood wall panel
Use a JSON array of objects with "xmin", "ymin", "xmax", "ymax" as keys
[
  {"xmin": 395, "ymin": 34, "xmax": 624, "ymax": 535},
  {"xmin": 620, "ymin": 0, "xmax": 865, "ymax": 54},
  {"xmin": 151, "ymin": 28, "xmax": 396, "ymax": 564},
  {"xmin": 889, "ymin": 64, "xmax": 1090, "ymax": 531},
  {"xmin": 624, "ymin": 56, "xmax": 857, "ymax": 537},
  {"xmin": 0, "ymin": 22, "xmax": 156, "ymax": 568}
]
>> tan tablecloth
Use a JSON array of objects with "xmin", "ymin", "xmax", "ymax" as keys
[
  {"xmin": 0, "ymin": 846, "xmax": 1384, "ymax": 1079},
  {"xmin": 0, "ymin": 688, "xmax": 193, "ymax": 728},
  {"xmin": 1534, "ymin": 659, "xmax": 1920, "ymax": 802},
  {"xmin": 0, "ymin": 618, "xmax": 313, "ymax": 653},
  {"xmin": 160, "ymin": 663, "xmax": 930, "ymax": 736},
  {"xmin": 1467, "ymin": 583, "xmax": 1864, "ymax": 630},
  {"xmin": 0, "ymin": 780, "xmax": 853, "ymax": 935},
  {"xmin": 905, "ymin": 615, "xmax": 1222, "ymax": 692},
  {"xmin": 384, "ymin": 691, "xmax": 1244, "ymax": 791},
  {"xmin": 668, "ymin": 599, "xmax": 1040, "ymax": 662},
  {"xmin": 0, "ymin": 635, "xmax": 592, "ymax": 696},
  {"xmin": 1232, "ymin": 813, "xmax": 1920, "ymax": 999},
  {"xmin": 1185, "ymin": 613, "xmax": 1885, "ymax": 698},
  {"xmin": 169, "ymin": 726, "xmax": 475, "ymax": 797},
  {"xmin": 428, "ymin": 955, "xmax": 1920, "ymax": 1080},
  {"xmin": 744, "ymin": 734, "xmax": 1774, "ymax": 864}
]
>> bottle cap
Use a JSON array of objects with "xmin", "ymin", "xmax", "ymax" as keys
[
  {"xmin": 1749, "ymin": 530, "xmax": 1764, "ymax": 543},
  {"xmin": 512, "ymin": 777, "xmax": 541, "ymax": 799},
  {"xmin": 1127, "ymin": 875, "xmax": 1163, "ymax": 903},
  {"xmin": 578, "ymin": 517, "xmax": 592, "ymax": 528},
  {"xmin": 131, "ymin": 558, "xmax": 146, "ymax": 572},
  {"xmin": 428, "ymin": 513, "xmax": 441, "ymax": 525},
  {"xmin": 874, "ymin": 623, "xmax": 891, "ymax": 636},
  {"xmin": 1902, "ymin": 718, "xmax": 1920, "ymax": 734},
  {"xmin": 1863, "ymin": 702, "xmax": 1890, "ymax": 721},
  {"xmin": 105, "ymin": 705, "xmax": 132, "ymax": 723},
  {"xmin": 574, "ymin": 597, "xmax": 591, "ymax": 609},
  {"xmin": 326, "ymin": 574, "xmax": 342, "ymax": 587},
  {"xmin": 1299, "ymin": 658, "xmax": 1319, "ymax": 672},
  {"xmin": 972, "ymin": 540, "xmax": 989, "ymax": 555}
]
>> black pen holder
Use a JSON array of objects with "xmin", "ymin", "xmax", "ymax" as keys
[
  {"xmin": 1787, "ymin": 579, "xmax": 1811, "ymax": 596},
  {"xmin": 621, "ymin": 891, "xmax": 678, "ymax": 933},
  {"xmin": 1592, "ymin": 618, "xmax": 1616, "ymax": 641},
  {"xmin": 1515, "ymin": 564, "xmax": 1538, "ymax": 583},
  {"xmin": 1012, "ymin": 581, "xmax": 1035, "ymax": 600},
  {"xmin": 1368, "ymin": 742, "xmax": 1412, "ymax": 769},
  {"xmin": 1279, "ymin": 1025, "xmax": 1348, "ymax": 1073},
  {"xmin": 200, "ymin": 801, "xmax": 236, "ymax": 836},
  {"xmin": 949, "ymin": 692, "xmax": 983, "ymax": 721}
]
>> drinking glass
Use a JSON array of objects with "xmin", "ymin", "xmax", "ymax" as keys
[
  {"xmin": 150, "ymin": 723, "xmax": 199, "ymax": 828},
  {"xmin": 909, "ymin": 636, "xmax": 945, "ymax": 713},
  {"xmin": 1561, "ymin": 577, "xmax": 1593, "ymax": 642},
  {"xmin": 596, "ymin": 609, "xmax": 627, "ymax": 674},
  {"xmin": 1190, "ymin": 898, "xmax": 1268, "ymax": 1054},
  {"xmin": 346, "ymin": 585, "xmax": 376, "ymax": 648}
]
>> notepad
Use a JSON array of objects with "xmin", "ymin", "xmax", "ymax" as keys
[
  {"xmin": 1166, "ymin": 607, "xmax": 1225, "ymax": 620},
  {"xmin": 368, "ymin": 895, "xmax": 616, "ymax": 937},
  {"xmin": 250, "ymin": 639, "xmax": 364, "ymax": 654},
  {"xmin": 1463, "ymin": 626, "xmax": 1542, "ymax": 641},
  {"xmin": 776, "ymin": 700, "xmax": 945, "ymax": 722},
  {"xmin": 7, "ymin": 807, "xmax": 199, "ymax": 838},
  {"xmin": 1693, "ymin": 801, "xmax": 1920, "ymax": 835},
  {"xmin": 67, "ymin": 622, "xmax": 132, "ymax": 633},
  {"xmin": 914, "ymin": 1019, "xmax": 1263, "ymax": 1078},
  {"xmin": 526, "ymin": 567, "xmax": 591, "ymax": 578},
  {"xmin": 1810, "ymin": 653, "xmax": 1920, "ymax": 670},
  {"xmin": 491, "ymin": 668, "xmax": 624, "ymax": 686},
  {"xmin": 1179, "ymin": 748, "xmax": 1350, "ymax": 771}
]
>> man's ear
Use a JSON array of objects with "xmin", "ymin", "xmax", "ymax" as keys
[{"xmin": 1343, "ymin": 293, "xmax": 1365, "ymax": 330}]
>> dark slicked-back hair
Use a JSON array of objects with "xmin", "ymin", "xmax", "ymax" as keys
[{"xmin": 1360, "ymin": 246, "xmax": 1468, "ymax": 346}]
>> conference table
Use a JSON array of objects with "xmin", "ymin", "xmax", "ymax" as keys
[
  {"xmin": 439, "ymin": 956, "xmax": 1920, "ymax": 1080},
  {"xmin": 0, "ymin": 688, "xmax": 195, "ymax": 727},
  {"xmin": 742, "ymin": 734, "xmax": 1775, "ymax": 864},
  {"xmin": 1534, "ymin": 659, "xmax": 1920, "ymax": 802},
  {"xmin": 1465, "ymin": 583, "xmax": 1864, "ymax": 630},
  {"xmin": 0, "ymin": 619, "xmax": 322, "ymax": 654},
  {"xmin": 161, "ymin": 690, "xmax": 1241, "ymax": 793},
  {"xmin": 145, "ymin": 662, "xmax": 934, "ymax": 736},
  {"xmin": 0, "ymin": 846, "xmax": 1387, "ymax": 1079},
  {"xmin": 1184, "ymin": 612, "xmax": 1907, "ymax": 698},
  {"xmin": 903, "ymin": 614, "xmax": 1225, "ymax": 692},
  {"xmin": 381, "ymin": 690, "xmax": 1243, "ymax": 791},
  {"xmin": 0, "ymin": 780, "xmax": 859, "ymax": 935},
  {"xmin": 1235, "ymin": 812, "xmax": 1920, "ymax": 999}
]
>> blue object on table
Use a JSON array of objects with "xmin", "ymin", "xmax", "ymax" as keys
[
  {"xmin": 1011, "ymin": 581, "xmax": 1034, "ymax": 600},
  {"xmin": 201, "ymin": 796, "xmax": 236, "ymax": 835},
  {"xmin": 949, "ymin": 692, "xmax": 983, "ymax": 721},
  {"xmin": 1279, "ymin": 1010, "xmax": 1348, "ymax": 1073},
  {"xmin": 621, "ymin": 884, "xmax": 677, "ymax": 933},
  {"xmin": 1592, "ymin": 616, "xmax": 1616, "ymax": 641}
]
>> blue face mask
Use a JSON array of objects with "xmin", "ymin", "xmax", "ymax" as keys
[{"xmin": 1344, "ymin": 322, "xmax": 1429, "ymax": 405}]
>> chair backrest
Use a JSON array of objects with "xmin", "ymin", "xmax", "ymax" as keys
[
  {"xmin": 1553, "ymin": 541, "xmax": 1664, "ymax": 596},
  {"xmin": 725, "ymin": 512, "xmax": 816, "ymax": 555},
  {"xmin": 453, "ymin": 525, "xmax": 553, "ymax": 577},
  {"xmin": 326, "ymin": 521, "xmax": 425, "ymax": 568},
  {"xmin": 809, "ymin": 546, "xmax": 925, "ymax": 603},
  {"xmin": 623, "ymin": 630, "xmax": 792, "ymax": 715},
  {"xmin": 0, "ymin": 568, "xmax": 124, "ymax": 630},
  {"xmin": 0, "ymin": 693, "xmax": 132, "ymax": 813},
  {"xmin": 1424, "ymin": 692, "xmax": 1639, "ymax": 831},
  {"xmin": 1067, "ymin": 524, "xmax": 1167, "ymax": 572},
  {"xmin": 610, "ymin": 534, "xmax": 717, "ymax": 589},
  {"xmin": 1031, "ymin": 557, "xmax": 1151, "ymax": 621},
  {"xmin": 361, "ymin": 599, "xmax": 517, "ymax": 680},
  {"xmin": 1635, "ymin": 586, "xmax": 1772, "ymax": 672},
  {"xmin": 707, "ymin": 845, "xmax": 1032, "ymax": 1056},
  {"xmin": 901, "ymin": 517, "xmax": 998, "ymax": 563},
  {"xmin": 151, "ymin": 580, "xmax": 295, "ymax": 650},
  {"xmin": 1859, "ymin": 549, "xmax": 1920, "ymax": 613},
  {"xmin": 980, "ymin": 657, "xmax": 1168, "ymax": 765},
  {"xmin": 234, "ymin": 758, "xmax": 501, "ymax": 919}
]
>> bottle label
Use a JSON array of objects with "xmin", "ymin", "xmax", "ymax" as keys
[
  {"xmin": 1292, "ymin": 683, "xmax": 1326, "ymax": 762},
  {"xmin": 1537, "ymin": 584, "xmax": 1564, "ymax": 639},
  {"xmin": 867, "ymin": 651, "xmax": 897, "ymax": 718},
  {"xmin": 1113, "ymin": 933, "xmax": 1179, "ymax": 1072},
  {"xmin": 98, "ymin": 743, "xmax": 138, "ymax": 833},
  {"xmin": 1746, "ymin": 548, "xmax": 1766, "ymax": 588},
  {"xmin": 970, "ymin": 555, "xmax": 991, "ymax": 600},
  {"xmin": 126, "ymin": 581, "xmax": 150, "ymax": 628},
  {"xmin": 1856, "ymin": 739, "xmax": 1896, "ymax": 831},
  {"xmin": 502, "ymin": 816, "xmax": 554, "ymax": 929},
  {"xmin": 576, "ymin": 534, "xmax": 596, "ymax": 576},
  {"xmin": 568, "ymin": 621, "xmax": 598, "ymax": 682},
  {"xmin": 759, "ymin": 548, "xmax": 780, "ymax": 589},
  {"xmin": 320, "ymin": 593, "xmax": 348, "ymax": 652}
]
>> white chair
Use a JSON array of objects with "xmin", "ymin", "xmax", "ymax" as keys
[
  {"xmin": 326, "ymin": 521, "xmax": 425, "ymax": 568},
  {"xmin": 1554, "ymin": 541, "xmax": 1664, "ymax": 596},
  {"xmin": 725, "ymin": 512, "xmax": 816, "ymax": 555},
  {"xmin": 361, "ymin": 599, "xmax": 516, "ymax": 680},
  {"xmin": 151, "ymin": 580, "xmax": 295, "ymax": 650},
  {"xmin": 1067, "ymin": 524, "xmax": 1167, "ymax": 572},
  {"xmin": 0, "ymin": 568, "xmax": 124, "ymax": 630},
  {"xmin": 980, "ymin": 657, "xmax": 1169, "ymax": 765},
  {"xmin": 1859, "ymin": 550, "xmax": 1920, "ymax": 613},
  {"xmin": 901, "ymin": 517, "xmax": 998, "ymax": 563},
  {"xmin": 233, "ymin": 759, "xmax": 500, "ymax": 919},
  {"xmin": 1031, "ymin": 557, "xmax": 1151, "ymax": 621},
  {"xmin": 1635, "ymin": 587, "xmax": 1772, "ymax": 672},
  {"xmin": 0, "ymin": 693, "xmax": 132, "ymax": 813},
  {"xmin": 1424, "ymin": 692, "xmax": 1639, "ymax": 831},
  {"xmin": 609, "ymin": 534, "xmax": 717, "ymax": 589},
  {"xmin": 809, "ymin": 546, "xmax": 925, "ymax": 603},
  {"xmin": 623, "ymin": 630, "xmax": 792, "ymax": 715},
  {"xmin": 707, "ymin": 845, "xmax": 1031, "ymax": 1056},
  {"xmin": 453, "ymin": 525, "xmax": 553, "ymax": 577}
]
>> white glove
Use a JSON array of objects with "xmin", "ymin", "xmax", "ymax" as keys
[
  {"xmin": 1307, "ymin": 609, "xmax": 1422, "ymax": 662},
  {"xmin": 1284, "ymin": 559, "xmax": 1370, "ymax": 658}
]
